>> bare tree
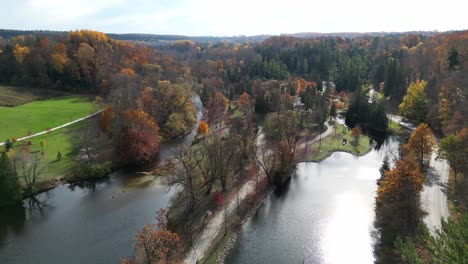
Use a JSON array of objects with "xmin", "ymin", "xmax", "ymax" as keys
[
  {"xmin": 166, "ymin": 147, "xmax": 201, "ymax": 213},
  {"xmin": 12, "ymin": 153, "xmax": 44, "ymax": 194},
  {"xmin": 254, "ymin": 129, "xmax": 277, "ymax": 185},
  {"xmin": 71, "ymin": 120, "xmax": 100, "ymax": 164}
]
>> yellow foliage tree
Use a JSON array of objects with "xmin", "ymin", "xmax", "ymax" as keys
[
  {"xmin": 50, "ymin": 53, "xmax": 68, "ymax": 73},
  {"xmin": 13, "ymin": 44, "xmax": 30, "ymax": 64},
  {"xmin": 399, "ymin": 80, "xmax": 429, "ymax": 122}
]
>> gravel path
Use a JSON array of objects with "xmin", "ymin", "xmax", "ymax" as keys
[{"xmin": 0, "ymin": 109, "xmax": 103, "ymax": 146}]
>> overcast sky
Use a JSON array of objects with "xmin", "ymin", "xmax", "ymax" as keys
[{"xmin": 1, "ymin": 0, "xmax": 467, "ymax": 36}]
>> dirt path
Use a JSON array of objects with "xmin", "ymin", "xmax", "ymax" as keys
[
  {"xmin": 184, "ymin": 122, "xmax": 335, "ymax": 263},
  {"xmin": 298, "ymin": 122, "xmax": 333, "ymax": 149},
  {"xmin": 184, "ymin": 130, "xmax": 268, "ymax": 264},
  {"xmin": 0, "ymin": 109, "xmax": 103, "ymax": 146}
]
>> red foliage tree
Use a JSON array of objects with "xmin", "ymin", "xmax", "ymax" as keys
[
  {"xmin": 120, "ymin": 109, "xmax": 160, "ymax": 165},
  {"xmin": 213, "ymin": 191, "xmax": 224, "ymax": 207}
]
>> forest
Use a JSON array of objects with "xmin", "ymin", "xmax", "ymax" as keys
[{"xmin": 0, "ymin": 29, "xmax": 467, "ymax": 264}]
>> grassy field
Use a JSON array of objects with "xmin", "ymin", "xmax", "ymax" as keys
[
  {"xmin": 0, "ymin": 89, "xmax": 97, "ymax": 183},
  {"xmin": 300, "ymin": 123, "xmax": 372, "ymax": 161},
  {"xmin": 10, "ymin": 122, "xmax": 87, "ymax": 182},
  {"xmin": 0, "ymin": 85, "xmax": 66, "ymax": 107},
  {"xmin": 0, "ymin": 96, "xmax": 95, "ymax": 140}
]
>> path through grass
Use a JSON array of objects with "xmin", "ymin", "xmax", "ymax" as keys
[{"xmin": 0, "ymin": 96, "xmax": 95, "ymax": 140}]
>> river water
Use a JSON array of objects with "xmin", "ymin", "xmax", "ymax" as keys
[
  {"xmin": 0, "ymin": 97, "xmax": 202, "ymax": 264},
  {"xmin": 226, "ymin": 136, "xmax": 401, "ymax": 264}
]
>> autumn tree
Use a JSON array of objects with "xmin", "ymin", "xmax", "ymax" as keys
[
  {"xmin": 99, "ymin": 107, "xmax": 114, "ymax": 135},
  {"xmin": 375, "ymin": 158, "xmax": 425, "ymax": 263},
  {"xmin": 399, "ymin": 80, "xmax": 429, "ymax": 123},
  {"xmin": 406, "ymin": 123, "xmax": 436, "ymax": 170},
  {"xmin": 263, "ymin": 111, "xmax": 304, "ymax": 174},
  {"xmin": 351, "ymin": 127, "xmax": 362, "ymax": 147},
  {"xmin": 206, "ymin": 92, "xmax": 228, "ymax": 127},
  {"xmin": 237, "ymin": 92, "xmax": 252, "ymax": 115},
  {"xmin": 228, "ymin": 117, "xmax": 257, "ymax": 162},
  {"xmin": 123, "ymin": 208, "xmax": 182, "ymax": 264},
  {"xmin": 196, "ymin": 121, "xmax": 208, "ymax": 135},
  {"xmin": 120, "ymin": 109, "xmax": 160, "ymax": 165},
  {"xmin": 142, "ymin": 81, "xmax": 196, "ymax": 138}
]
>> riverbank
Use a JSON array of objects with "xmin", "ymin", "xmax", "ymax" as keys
[
  {"xmin": 297, "ymin": 123, "xmax": 374, "ymax": 162},
  {"xmin": 201, "ymin": 177, "xmax": 271, "ymax": 264}
]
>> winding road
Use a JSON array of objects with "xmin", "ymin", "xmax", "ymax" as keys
[
  {"xmin": 388, "ymin": 114, "xmax": 450, "ymax": 232},
  {"xmin": 0, "ymin": 110, "xmax": 103, "ymax": 146}
]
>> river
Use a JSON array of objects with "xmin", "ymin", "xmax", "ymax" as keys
[
  {"xmin": 0, "ymin": 96, "xmax": 202, "ymax": 264},
  {"xmin": 225, "ymin": 136, "xmax": 401, "ymax": 264}
]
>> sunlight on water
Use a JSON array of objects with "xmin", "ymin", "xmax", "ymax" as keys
[{"xmin": 321, "ymin": 192, "xmax": 375, "ymax": 264}]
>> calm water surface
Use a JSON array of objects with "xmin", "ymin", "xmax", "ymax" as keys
[
  {"xmin": 226, "ymin": 136, "xmax": 400, "ymax": 264},
  {"xmin": 0, "ymin": 97, "xmax": 201, "ymax": 264}
]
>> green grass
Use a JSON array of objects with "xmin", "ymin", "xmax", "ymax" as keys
[
  {"xmin": 0, "ymin": 96, "xmax": 95, "ymax": 140},
  {"xmin": 388, "ymin": 119, "xmax": 401, "ymax": 132},
  {"xmin": 302, "ymin": 124, "xmax": 372, "ymax": 161},
  {"xmin": 9, "ymin": 121, "xmax": 87, "ymax": 182},
  {"xmin": 0, "ymin": 85, "xmax": 66, "ymax": 107}
]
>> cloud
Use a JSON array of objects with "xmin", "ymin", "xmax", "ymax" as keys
[{"xmin": 1, "ymin": 0, "xmax": 467, "ymax": 35}]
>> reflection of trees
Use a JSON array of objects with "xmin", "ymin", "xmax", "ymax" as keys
[
  {"xmin": 67, "ymin": 177, "xmax": 110, "ymax": 193},
  {"xmin": 0, "ymin": 205, "xmax": 26, "ymax": 247},
  {"xmin": 27, "ymin": 196, "xmax": 47, "ymax": 214}
]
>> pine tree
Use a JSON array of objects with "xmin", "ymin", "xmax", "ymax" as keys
[{"xmin": 0, "ymin": 152, "xmax": 22, "ymax": 206}]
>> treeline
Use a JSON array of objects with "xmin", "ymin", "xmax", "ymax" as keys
[{"xmin": 0, "ymin": 30, "xmax": 187, "ymax": 93}]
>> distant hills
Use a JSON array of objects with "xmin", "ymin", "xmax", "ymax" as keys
[{"xmin": 0, "ymin": 29, "xmax": 451, "ymax": 44}]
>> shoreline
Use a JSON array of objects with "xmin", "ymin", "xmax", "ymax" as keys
[{"xmin": 214, "ymin": 141, "xmax": 377, "ymax": 263}]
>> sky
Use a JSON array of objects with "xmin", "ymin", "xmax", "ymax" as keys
[{"xmin": 1, "ymin": 0, "xmax": 467, "ymax": 36}]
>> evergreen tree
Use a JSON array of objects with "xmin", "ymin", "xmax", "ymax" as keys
[{"xmin": 0, "ymin": 152, "xmax": 22, "ymax": 206}]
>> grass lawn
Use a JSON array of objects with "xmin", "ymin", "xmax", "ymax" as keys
[
  {"xmin": 301, "ymin": 124, "xmax": 372, "ymax": 161},
  {"xmin": 388, "ymin": 119, "xmax": 401, "ymax": 132},
  {"xmin": 8, "ymin": 121, "xmax": 88, "ymax": 182},
  {"xmin": 0, "ymin": 96, "xmax": 95, "ymax": 140},
  {"xmin": 0, "ymin": 85, "xmax": 66, "ymax": 107}
]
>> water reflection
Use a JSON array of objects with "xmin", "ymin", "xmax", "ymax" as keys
[
  {"xmin": 0, "ymin": 206, "xmax": 26, "ymax": 247},
  {"xmin": 226, "ymin": 136, "xmax": 400, "ymax": 264},
  {"xmin": 0, "ymin": 96, "xmax": 202, "ymax": 264}
]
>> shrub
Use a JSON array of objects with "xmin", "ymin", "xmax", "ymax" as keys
[{"xmin": 83, "ymin": 161, "xmax": 112, "ymax": 179}]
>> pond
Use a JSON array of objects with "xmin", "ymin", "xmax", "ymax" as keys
[{"xmin": 226, "ymin": 136, "xmax": 401, "ymax": 264}]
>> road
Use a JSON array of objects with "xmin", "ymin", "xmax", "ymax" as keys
[
  {"xmin": 387, "ymin": 114, "xmax": 450, "ymax": 232},
  {"xmin": 0, "ymin": 109, "xmax": 103, "ymax": 146}
]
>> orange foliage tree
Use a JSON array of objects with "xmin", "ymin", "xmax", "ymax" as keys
[
  {"xmin": 237, "ymin": 92, "xmax": 252, "ymax": 114},
  {"xmin": 122, "ymin": 208, "xmax": 182, "ymax": 264},
  {"xmin": 375, "ymin": 158, "xmax": 425, "ymax": 259},
  {"xmin": 196, "ymin": 121, "xmax": 209, "ymax": 135},
  {"xmin": 406, "ymin": 123, "xmax": 436, "ymax": 170},
  {"xmin": 99, "ymin": 107, "xmax": 114, "ymax": 134}
]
